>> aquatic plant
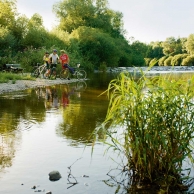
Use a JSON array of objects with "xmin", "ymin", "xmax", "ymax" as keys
[{"xmin": 97, "ymin": 71, "xmax": 194, "ymax": 193}]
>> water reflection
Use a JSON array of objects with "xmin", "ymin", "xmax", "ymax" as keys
[
  {"xmin": 0, "ymin": 78, "xmax": 109, "ymax": 174},
  {"xmin": 0, "ymin": 73, "xmax": 125, "ymax": 194}
]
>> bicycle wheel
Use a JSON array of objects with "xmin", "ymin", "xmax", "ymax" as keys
[
  {"xmin": 60, "ymin": 69, "xmax": 70, "ymax": 79},
  {"xmin": 76, "ymin": 70, "xmax": 87, "ymax": 80},
  {"xmin": 33, "ymin": 69, "xmax": 40, "ymax": 78},
  {"xmin": 49, "ymin": 68, "xmax": 57, "ymax": 79}
]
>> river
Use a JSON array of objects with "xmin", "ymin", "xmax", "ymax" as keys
[
  {"xmin": 0, "ymin": 72, "xmax": 126, "ymax": 194},
  {"xmin": 1, "ymin": 71, "xmax": 194, "ymax": 194}
]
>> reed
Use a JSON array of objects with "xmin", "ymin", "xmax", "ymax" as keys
[{"xmin": 98, "ymin": 72, "xmax": 194, "ymax": 193}]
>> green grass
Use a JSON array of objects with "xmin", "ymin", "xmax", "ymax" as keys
[
  {"xmin": 95, "ymin": 71, "xmax": 194, "ymax": 193},
  {"xmin": 0, "ymin": 73, "xmax": 35, "ymax": 83}
]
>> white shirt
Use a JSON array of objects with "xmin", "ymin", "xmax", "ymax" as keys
[{"xmin": 49, "ymin": 53, "xmax": 59, "ymax": 64}]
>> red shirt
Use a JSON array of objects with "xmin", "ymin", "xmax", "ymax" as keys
[{"xmin": 60, "ymin": 54, "xmax": 69, "ymax": 64}]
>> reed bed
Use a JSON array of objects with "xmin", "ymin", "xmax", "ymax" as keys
[{"xmin": 97, "ymin": 72, "xmax": 194, "ymax": 193}]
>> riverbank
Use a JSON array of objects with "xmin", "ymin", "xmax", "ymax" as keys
[
  {"xmin": 1, "ymin": 66, "xmax": 194, "ymax": 94},
  {"xmin": 0, "ymin": 78, "xmax": 78, "ymax": 94}
]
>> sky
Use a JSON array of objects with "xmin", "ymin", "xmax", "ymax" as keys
[{"xmin": 16, "ymin": 0, "xmax": 194, "ymax": 44}]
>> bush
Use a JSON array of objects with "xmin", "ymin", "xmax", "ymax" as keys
[
  {"xmin": 144, "ymin": 58, "xmax": 152, "ymax": 66},
  {"xmin": 158, "ymin": 56, "xmax": 168, "ymax": 66},
  {"xmin": 164, "ymin": 56, "xmax": 173, "ymax": 66},
  {"xmin": 171, "ymin": 54, "xmax": 188, "ymax": 66},
  {"xmin": 182, "ymin": 55, "xmax": 194, "ymax": 66}
]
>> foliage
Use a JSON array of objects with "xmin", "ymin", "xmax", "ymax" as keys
[
  {"xmin": 70, "ymin": 26, "xmax": 121, "ymax": 68},
  {"xmin": 0, "ymin": 27, "xmax": 16, "ymax": 56},
  {"xmin": 171, "ymin": 54, "xmax": 188, "ymax": 66},
  {"xmin": 182, "ymin": 55, "xmax": 194, "ymax": 66},
  {"xmin": 164, "ymin": 56, "xmax": 173, "ymax": 66},
  {"xmin": 149, "ymin": 58, "xmax": 158, "ymax": 66},
  {"xmin": 162, "ymin": 37, "xmax": 184, "ymax": 56},
  {"xmin": 98, "ymin": 62, "xmax": 107, "ymax": 72},
  {"xmin": 0, "ymin": 0, "xmax": 16, "ymax": 28},
  {"xmin": 146, "ymin": 41, "xmax": 164, "ymax": 59},
  {"xmin": 1, "ymin": 0, "xmax": 194, "ymax": 70},
  {"xmin": 144, "ymin": 58, "xmax": 151, "ymax": 66},
  {"xmin": 53, "ymin": 0, "xmax": 125, "ymax": 37},
  {"xmin": 0, "ymin": 72, "xmax": 35, "ymax": 83},
  {"xmin": 96, "ymin": 72, "xmax": 194, "ymax": 192},
  {"xmin": 185, "ymin": 34, "xmax": 194, "ymax": 55},
  {"xmin": 158, "ymin": 56, "xmax": 168, "ymax": 66}
]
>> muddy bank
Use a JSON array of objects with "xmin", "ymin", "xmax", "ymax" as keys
[{"xmin": 0, "ymin": 78, "xmax": 78, "ymax": 94}]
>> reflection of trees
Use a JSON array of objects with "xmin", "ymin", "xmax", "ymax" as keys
[
  {"xmin": 0, "ymin": 134, "xmax": 16, "ymax": 172},
  {"xmin": 56, "ymin": 87, "xmax": 109, "ymax": 144},
  {"xmin": 0, "ymin": 88, "xmax": 48, "ymax": 172}
]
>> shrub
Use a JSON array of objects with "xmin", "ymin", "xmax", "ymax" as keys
[
  {"xmin": 158, "ymin": 56, "xmax": 168, "ymax": 66},
  {"xmin": 164, "ymin": 56, "xmax": 173, "ymax": 66},
  {"xmin": 182, "ymin": 55, "xmax": 194, "ymax": 66},
  {"xmin": 171, "ymin": 54, "xmax": 188, "ymax": 66}
]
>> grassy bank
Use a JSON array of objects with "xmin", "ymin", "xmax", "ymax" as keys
[{"xmin": 0, "ymin": 73, "xmax": 35, "ymax": 84}]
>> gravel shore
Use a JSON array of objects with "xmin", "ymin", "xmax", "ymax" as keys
[{"xmin": 0, "ymin": 78, "xmax": 78, "ymax": 94}]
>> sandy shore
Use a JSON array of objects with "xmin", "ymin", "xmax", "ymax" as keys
[{"xmin": 0, "ymin": 78, "xmax": 78, "ymax": 94}]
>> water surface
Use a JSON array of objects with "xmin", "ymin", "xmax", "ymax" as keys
[{"xmin": 0, "ymin": 72, "xmax": 123, "ymax": 194}]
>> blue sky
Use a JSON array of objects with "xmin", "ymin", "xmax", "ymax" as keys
[{"xmin": 17, "ymin": 0, "xmax": 194, "ymax": 43}]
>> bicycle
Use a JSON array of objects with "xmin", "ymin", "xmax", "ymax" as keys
[
  {"xmin": 60, "ymin": 63, "xmax": 87, "ymax": 80},
  {"xmin": 31, "ymin": 63, "xmax": 48, "ymax": 78}
]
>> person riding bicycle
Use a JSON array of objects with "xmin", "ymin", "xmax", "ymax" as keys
[
  {"xmin": 49, "ymin": 49, "xmax": 59, "ymax": 74},
  {"xmin": 59, "ymin": 50, "xmax": 74, "ymax": 74},
  {"xmin": 43, "ymin": 51, "xmax": 50, "ymax": 77}
]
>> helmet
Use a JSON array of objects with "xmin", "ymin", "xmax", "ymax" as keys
[
  {"xmin": 53, "ymin": 49, "xmax": 57, "ymax": 52},
  {"xmin": 45, "ymin": 51, "xmax": 49, "ymax": 54}
]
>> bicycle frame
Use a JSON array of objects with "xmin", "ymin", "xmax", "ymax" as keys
[
  {"xmin": 38, "ymin": 64, "xmax": 47, "ymax": 74},
  {"xmin": 32, "ymin": 64, "xmax": 47, "ymax": 78}
]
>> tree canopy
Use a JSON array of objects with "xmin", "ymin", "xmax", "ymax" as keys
[{"xmin": 0, "ymin": 0, "xmax": 194, "ymax": 69}]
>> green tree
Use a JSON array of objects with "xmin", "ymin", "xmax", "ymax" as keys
[
  {"xmin": 0, "ymin": 0, "xmax": 16, "ymax": 28},
  {"xmin": 158, "ymin": 56, "xmax": 167, "ymax": 66},
  {"xmin": 171, "ymin": 54, "xmax": 188, "ymax": 66},
  {"xmin": 185, "ymin": 34, "xmax": 194, "ymax": 54},
  {"xmin": 21, "ymin": 14, "xmax": 48, "ymax": 48},
  {"xmin": 162, "ymin": 37, "xmax": 184, "ymax": 56},
  {"xmin": 0, "ymin": 27, "xmax": 16, "ymax": 57},
  {"xmin": 53, "ymin": 0, "xmax": 124, "ymax": 37},
  {"xmin": 182, "ymin": 55, "xmax": 194, "ymax": 66},
  {"xmin": 71, "ymin": 26, "xmax": 120, "ymax": 68},
  {"xmin": 164, "ymin": 56, "xmax": 173, "ymax": 66}
]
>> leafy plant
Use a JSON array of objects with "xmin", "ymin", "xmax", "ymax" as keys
[{"xmin": 96, "ymin": 71, "xmax": 194, "ymax": 193}]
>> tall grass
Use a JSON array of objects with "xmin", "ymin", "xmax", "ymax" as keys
[{"xmin": 97, "ymin": 72, "xmax": 194, "ymax": 193}]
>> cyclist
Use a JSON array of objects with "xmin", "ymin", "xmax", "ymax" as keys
[
  {"xmin": 49, "ymin": 49, "xmax": 59, "ymax": 75},
  {"xmin": 43, "ymin": 51, "xmax": 50, "ymax": 78},
  {"xmin": 59, "ymin": 50, "xmax": 74, "ymax": 74}
]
